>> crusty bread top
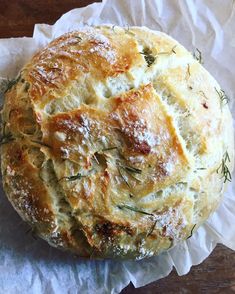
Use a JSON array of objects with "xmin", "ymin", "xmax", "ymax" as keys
[{"xmin": 1, "ymin": 26, "xmax": 234, "ymax": 259}]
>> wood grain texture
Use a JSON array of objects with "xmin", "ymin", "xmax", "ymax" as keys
[
  {"xmin": 0, "ymin": 0, "xmax": 101, "ymax": 38},
  {"xmin": 121, "ymin": 244, "xmax": 235, "ymax": 294},
  {"xmin": 0, "ymin": 1, "xmax": 234, "ymax": 293}
]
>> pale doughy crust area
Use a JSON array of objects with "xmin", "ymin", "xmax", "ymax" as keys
[{"xmin": 1, "ymin": 26, "xmax": 234, "ymax": 259}]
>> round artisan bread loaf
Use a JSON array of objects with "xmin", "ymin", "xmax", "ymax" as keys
[{"xmin": 1, "ymin": 26, "xmax": 234, "ymax": 259}]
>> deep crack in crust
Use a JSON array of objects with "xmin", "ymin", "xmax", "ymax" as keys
[{"xmin": 1, "ymin": 26, "xmax": 234, "ymax": 259}]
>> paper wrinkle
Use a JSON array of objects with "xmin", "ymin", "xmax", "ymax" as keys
[{"xmin": 0, "ymin": 0, "xmax": 234, "ymax": 293}]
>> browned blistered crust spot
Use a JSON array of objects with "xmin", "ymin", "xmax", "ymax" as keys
[{"xmin": 95, "ymin": 221, "xmax": 134, "ymax": 237}]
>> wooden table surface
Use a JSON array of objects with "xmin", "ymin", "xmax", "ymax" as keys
[{"xmin": 0, "ymin": 1, "xmax": 234, "ymax": 293}]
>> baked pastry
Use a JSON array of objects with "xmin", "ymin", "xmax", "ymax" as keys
[{"xmin": 1, "ymin": 26, "xmax": 234, "ymax": 259}]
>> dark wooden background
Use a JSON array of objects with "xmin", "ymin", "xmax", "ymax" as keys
[{"xmin": 0, "ymin": 1, "xmax": 234, "ymax": 293}]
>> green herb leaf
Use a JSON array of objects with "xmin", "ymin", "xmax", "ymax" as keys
[
  {"xmin": 63, "ymin": 172, "xmax": 85, "ymax": 181},
  {"xmin": 187, "ymin": 224, "xmax": 196, "ymax": 239},
  {"xmin": 122, "ymin": 165, "xmax": 142, "ymax": 182},
  {"xmin": 171, "ymin": 45, "xmax": 177, "ymax": 54},
  {"xmin": 75, "ymin": 36, "xmax": 82, "ymax": 43},
  {"xmin": 224, "ymin": 151, "xmax": 230, "ymax": 163},
  {"xmin": 4, "ymin": 74, "xmax": 21, "ymax": 93},
  {"xmin": 157, "ymin": 45, "xmax": 177, "ymax": 55},
  {"xmin": 187, "ymin": 64, "xmax": 191, "ymax": 77},
  {"xmin": 193, "ymin": 48, "xmax": 203, "ymax": 64},
  {"xmin": 124, "ymin": 25, "xmax": 135, "ymax": 36},
  {"xmin": 199, "ymin": 90, "xmax": 208, "ymax": 100},
  {"xmin": 117, "ymin": 204, "xmax": 154, "ymax": 216},
  {"xmin": 140, "ymin": 48, "xmax": 156, "ymax": 67},
  {"xmin": 215, "ymin": 87, "xmax": 229, "ymax": 106},
  {"xmin": 102, "ymin": 146, "xmax": 118, "ymax": 151},
  {"xmin": 117, "ymin": 163, "xmax": 142, "ymax": 184},
  {"xmin": 147, "ymin": 219, "xmax": 158, "ymax": 237},
  {"xmin": 118, "ymin": 167, "xmax": 131, "ymax": 188},
  {"xmin": 123, "ymin": 165, "xmax": 142, "ymax": 174},
  {"xmin": 217, "ymin": 151, "xmax": 232, "ymax": 183},
  {"xmin": 59, "ymin": 168, "xmax": 94, "ymax": 182}
]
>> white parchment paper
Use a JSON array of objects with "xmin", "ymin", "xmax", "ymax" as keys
[{"xmin": 0, "ymin": 1, "xmax": 235, "ymax": 293}]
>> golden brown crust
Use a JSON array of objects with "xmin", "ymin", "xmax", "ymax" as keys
[
  {"xmin": 3, "ymin": 141, "xmax": 54, "ymax": 225},
  {"xmin": 26, "ymin": 29, "xmax": 141, "ymax": 107},
  {"xmin": 1, "ymin": 26, "xmax": 234, "ymax": 259}
]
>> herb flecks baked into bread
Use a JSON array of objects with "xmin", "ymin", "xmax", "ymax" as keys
[{"xmin": 1, "ymin": 26, "xmax": 234, "ymax": 259}]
